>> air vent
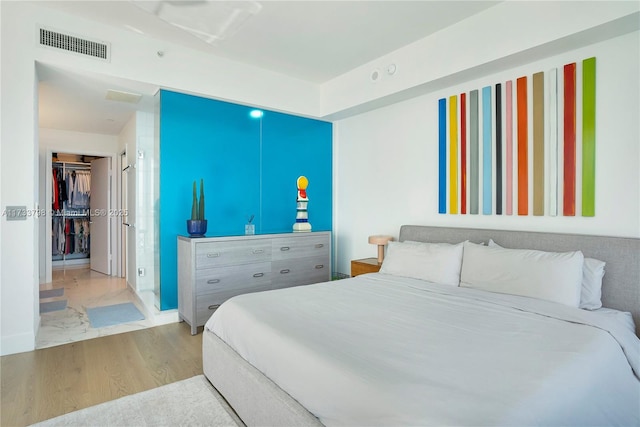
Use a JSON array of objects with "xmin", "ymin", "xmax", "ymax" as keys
[{"xmin": 38, "ymin": 27, "xmax": 110, "ymax": 61}]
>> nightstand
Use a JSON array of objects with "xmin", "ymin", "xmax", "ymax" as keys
[{"xmin": 351, "ymin": 257, "xmax": 381, "ymax": 277}]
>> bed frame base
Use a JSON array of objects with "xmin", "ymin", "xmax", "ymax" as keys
[{"xmin": 203, "ymin": 330, "xmax": 323, "ymax": 427}]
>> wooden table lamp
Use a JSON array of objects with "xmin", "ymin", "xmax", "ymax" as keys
[{"xmin": 368, "ymin": 235, "xmax": 394, "ymax": 264}]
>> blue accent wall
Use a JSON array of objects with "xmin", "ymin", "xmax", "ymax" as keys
[{"xmin": 159, "ymin": 90, "xmax": 332, "ymax": 310}]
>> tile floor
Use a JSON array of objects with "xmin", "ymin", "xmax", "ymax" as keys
[{"xmin": 37, "ymin": 267, "xmax": 178, "ymax": 349}]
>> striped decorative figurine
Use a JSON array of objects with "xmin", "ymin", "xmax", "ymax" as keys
[{"xmin": 293, "ymin": 176, "xmax": 312, "ymax": 232}]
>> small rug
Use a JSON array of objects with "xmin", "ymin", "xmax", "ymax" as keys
[
  {"xmin": 40, "ymin": 300, "xmax": 67, "ymax": 313},
  {"xmin": 86, "ymin": 302, "xmax": 145, "ymax": 328},
  {"xmin": 30, "ymin": 375, "xmax": 243, "ymax": 427},
  {"xmin": 40, "ymin": 288, "xmax": 64, "ymax": 299}
]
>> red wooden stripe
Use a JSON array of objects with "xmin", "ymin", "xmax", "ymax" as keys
[
  {"xmin": 517, "ymin": 77, "xmax": 528, "ymax": 215},
  {"xmin": 563, "ymin": 63, "xmax": 576, "ymax": 216},
  {"xmin": 461, "ymin": 93, "xmax": 467, "ymax": 214}
]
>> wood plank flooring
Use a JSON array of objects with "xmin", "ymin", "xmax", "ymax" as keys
[{"xmin": 1, "ymin": 322, "xmax": 203, "ymax": 427}]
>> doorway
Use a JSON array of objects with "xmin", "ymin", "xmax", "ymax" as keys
[{"xmin": 47, "ymin": 152, "xmax": 114, "ymax": 277}]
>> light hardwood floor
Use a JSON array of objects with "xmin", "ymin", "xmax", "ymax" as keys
[{"xmin": 1, "ymin": 322, "xmax": 203, "ymax": 427}]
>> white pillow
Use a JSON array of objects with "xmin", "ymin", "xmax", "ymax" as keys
[
  {"xmin": 579, "ymin": 257, "xmax": 605, "ymax": 310},
  {"xmin": 379, "ymin": 240, "xmax": 464, "ymax": 286},
  {"xmin": 461, "ymin": 241, "xmax": 584, "ymax": 307},
  {"xmin": 489, "ymin": 239, "xmax": 605, "ymax": 310}
]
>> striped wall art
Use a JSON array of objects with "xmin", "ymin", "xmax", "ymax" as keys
[{"xmin": 438, "ymin": 57, "xmax": 596, "ymax": 217}]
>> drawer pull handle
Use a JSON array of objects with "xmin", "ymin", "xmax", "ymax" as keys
[
  {"xmin": 280, "ymin": 246, "xmax": 290, "ymax": 251},
  {"xmin": 207, "ymin": 279, "xmax": 221, "ymax": 284},
  {"xmin": 280, "ymin": 269, "xmax": 290, "ymax": 274},
  {"xmin": 315, "ymin": 264, "xmax": 324, "ymax": 269},
  {"xmin": 208, "ymin": 304, "xmax": 220, "ymax": 310},
  {"xmin": 315, "ymin": 244, "xmax": 324, "ymax": 248},
  {"xmin": 253, "ymin": 249, "xmax": 264, "ymax": 254},
  {"xmin": 253, "ymin": 272, "xmax": 264, "ymax": 278},
  {"xmin": 207, "ymin": 253, "xmax": 220, "ymax": 258}
]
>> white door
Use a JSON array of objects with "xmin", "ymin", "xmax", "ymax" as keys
[
  {"xmin": 91, "ymin": 157, "xmax": 111, "ymax": 275},
  {"xmin": 120, "ymin": 152, "xmax": 127, "ymax": 279},
  {"xmin": 125, "ymin": 161, "xmax": 137, "ymax": 288}
]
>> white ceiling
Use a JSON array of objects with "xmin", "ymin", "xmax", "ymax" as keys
[{"xmin": 36, "ymin": 0, "xmax": 500, "ymax": 135}]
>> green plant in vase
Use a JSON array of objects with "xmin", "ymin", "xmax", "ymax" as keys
[{"xmin": 187, "ymin": 179, "xmax": 207, "ymax": 237}]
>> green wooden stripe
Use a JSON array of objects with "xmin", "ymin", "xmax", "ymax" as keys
[{"xmin": 582, "ymin": 57, "xmax": 596, "ymax": 217}]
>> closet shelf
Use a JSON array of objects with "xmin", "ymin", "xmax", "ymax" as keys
[{"xmin": 53, "ymin": 213, "xmax": 90, "ymax": 218}]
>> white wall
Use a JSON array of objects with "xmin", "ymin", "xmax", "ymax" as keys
[
  {"xmin": 1, "ymin": 3, "xmax": 39, "ymax": 354},
  {"xmin": 333, "ymin": 31, "xmax": 640, "ymax": 275}
]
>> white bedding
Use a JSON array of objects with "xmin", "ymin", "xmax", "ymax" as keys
[{"xmin": 206, "ymin": 273, "xmax": 640, "ymax": 426}]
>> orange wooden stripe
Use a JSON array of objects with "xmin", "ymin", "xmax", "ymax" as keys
[
  {"xmin": 563, "ymin": 63, "xmax": 576, "ymax": 216},
  {"xmin": 517, "ymin": 77, "xmax": 528, "ymax": 215}
]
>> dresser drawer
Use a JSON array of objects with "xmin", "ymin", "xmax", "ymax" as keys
[
  {"xmin": 271, "ymin": 256, "xmax": 330, "ymax": 290},
  {"xmin": 195, "ymin": 284, "xmax": 272, "ymax": 326},
  {"xmin": 195, "ymin": 240, "xmax": 271, "ymax": 269},
  {"xmin": 272, "ymin": 234, "xmax": 329, "ymax": 261},
  {"xmin": 195, "ymin": 262, "xmax": 271, "ymax": 294}
]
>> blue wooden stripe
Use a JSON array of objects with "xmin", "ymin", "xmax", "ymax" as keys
[
  {"xmin": 438, "ymin": 98, "xmax": 447, "ymax": 213},
  {"xmin": 482, "ymin": 86, "xmax": 492, "ymax": 215}
]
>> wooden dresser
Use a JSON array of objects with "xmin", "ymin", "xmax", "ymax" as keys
[{"xmin": 178, "ymin": 232, "xmax": 331, "ymax": 334}]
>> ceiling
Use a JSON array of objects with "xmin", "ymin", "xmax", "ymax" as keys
[{"xmin": 36, "ymin": 0, "xmax": 500, "ymax": 135}]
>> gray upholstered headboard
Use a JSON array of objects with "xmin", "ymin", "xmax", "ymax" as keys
[{"xmin": 399, "ymin": 225, "xmax": 640, "ymax": 335}]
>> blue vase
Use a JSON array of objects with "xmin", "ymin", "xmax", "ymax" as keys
[{"xmin": 187, "ymin": 220, "xmax": 207, "ymax": 237}]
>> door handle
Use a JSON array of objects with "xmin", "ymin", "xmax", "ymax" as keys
[{"xmin": 280, "ymin": 269, "xmax": 290, "ymax": 274}]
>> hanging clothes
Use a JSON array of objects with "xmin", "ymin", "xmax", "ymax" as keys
[
  {"xmin": 52, "ymin": 169, "xmax": 59, "ymax": 211},
  {"xmin": 52, "ymin": 161, "xmax": 92, "ymax": 262},
  {"xmin": 66, "ymin": 170, "xmax": 90, "ymax": 209},
  {"xmin": 52, "ymin": 166, "xmax": 69, "ymax": 212}
]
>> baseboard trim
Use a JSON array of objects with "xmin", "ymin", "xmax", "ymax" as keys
[{"xmin": 1, "ymin": 331, "xmax": 36, "ymax": 356}]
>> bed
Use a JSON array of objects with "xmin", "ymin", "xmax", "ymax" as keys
[{"xmin": 202, "ymin": 226, "xmax": 640, "ymax": 426}]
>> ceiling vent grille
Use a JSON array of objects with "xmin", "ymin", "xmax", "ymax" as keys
[{"xmin": 39, "ymin": 28, "xmax": 110, "ymax": 61}]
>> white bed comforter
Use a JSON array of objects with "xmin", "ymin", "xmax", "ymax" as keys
[{"xmin": 206, "ymin": 273, "xmax": 640, "ymax": 426}]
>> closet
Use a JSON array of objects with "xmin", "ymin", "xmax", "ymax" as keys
[
  {"xmin": 52, "ymin": 155, "xmax": 92, "ymax": 268},
  {"xmin": 51, "ymin": 152, "xmax": 112, "ymax": 275}
]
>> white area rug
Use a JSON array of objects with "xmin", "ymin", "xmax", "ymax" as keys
[{"xmin": 31, "ymin": 375, "xmax": 243, "ymax": 427}]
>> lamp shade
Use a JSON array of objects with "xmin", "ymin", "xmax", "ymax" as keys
[{"xmin": 368, "ymin": 235, "xmax": 394, "ymax": 264}]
